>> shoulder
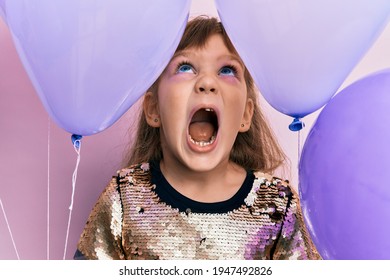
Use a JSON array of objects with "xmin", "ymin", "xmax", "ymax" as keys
[
  {"xmin": 251, "ymin": 171, "xmax": 294, "ymax": 200},
  {"xmin": 245, "ymin": 171, "xmax": 297, "ymax": 218},
  {"xmin": 116, "ymin": 162, "xmax": 152, "ymax": 184},
  {"xmin": 112, "ymin": 163, "xmax": 154, "ymax": 202},
  {"xmin": 96, "ymin": 163, "xmax": 152, "ymax": 199}
]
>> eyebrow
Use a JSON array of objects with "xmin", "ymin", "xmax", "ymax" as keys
[
  {"xmin": 170, "ymin": 50, "xmax": 192, "ymax": 61},
  {"xmin": 170, "ymin": 50, "xmax": 245, "ymax": 69},
  {"xmin": 222, "ymin": 54, "xmax": 245, "ymax": 69}
]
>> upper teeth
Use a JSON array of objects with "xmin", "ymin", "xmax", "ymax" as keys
[{"xmin": 204, "ymin": 108, "xmax": 213, "ymax": 112}]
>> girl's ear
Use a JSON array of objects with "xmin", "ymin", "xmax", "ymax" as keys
[
  {"xmin": 239, "ymin": 98, "xmax": 254, "ymax": 132},
  {"xmin": 143, "ymin": 92, "xmax": 161, "ymax": 128}
]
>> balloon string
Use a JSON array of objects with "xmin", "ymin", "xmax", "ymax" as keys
[
  {"xmin": 46, "ymin": 117, "xmax": 51, "ymax": 260},
  {"xmin": 0, "ymin": 198, "xmax": 20, "ymax": 260},
  {"xmin": 297, "ymin": 130, "xmax": 302, "ymax": 187},
  {"xmin": 298, "ymin": 129, "xmax": 302, "ymax": 162},
  {"xmin": 63, "ymin": 139, "xmax": 82, "ymax": 260}
]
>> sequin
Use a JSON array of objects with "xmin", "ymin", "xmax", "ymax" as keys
[{"xmin": 77, "ymin": 163, "xmax": 321, "ymax": 260}]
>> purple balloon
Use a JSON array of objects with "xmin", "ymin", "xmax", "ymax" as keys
[
  {"xmin": 215, "ymin": 0, "xmax": 390, "ymax": 119},
  {"xmin": 5, "ymin": 0, "xmax": 190, "ymax": 136},
  {"xmin": 299, "ymin": 69, "xmax": 390, "ymax": 259},
  {"xmin": 0, "ymin": 0, "xmax": 5, "ymax": 21}
]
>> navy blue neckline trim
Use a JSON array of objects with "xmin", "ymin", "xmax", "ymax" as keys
[{"xmin": 150, "ymin": 161, "xmax": 255, "ymax": 214}]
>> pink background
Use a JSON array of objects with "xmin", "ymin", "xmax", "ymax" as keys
[{"xmin": 1, "ymin": 0, "xmax": 390, "ymax": 259}]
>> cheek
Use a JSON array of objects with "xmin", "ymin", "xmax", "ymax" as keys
[
  {"xmin": 224, "ymin": 83, "xmax": 248, "ymax": 104},
  {"xmin": 157, "ymin": 78, "xmax": 192, "ymax": 109},
  {"xmin": 226, "ymin": 90, "xmax": 249, "ymax": 120},
  {"xmin": 157, "ymin": 87, "xmax": 188, "ymax": 128}
]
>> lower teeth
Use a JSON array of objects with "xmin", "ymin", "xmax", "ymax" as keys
[{"xmin": 190, "ymin": 135, "xmax": 216, "ymax": 147}]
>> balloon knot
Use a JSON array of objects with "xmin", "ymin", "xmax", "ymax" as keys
[
  {"xmin": 71, "ymin": 134, "xmax": 83, "ymax": 149},
  {"xmin": 289, "ymin": 118, "xmax": 305, "ymax": 131}
]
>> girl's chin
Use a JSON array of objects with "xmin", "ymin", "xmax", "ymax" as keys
[
  {"xmin": 181, "ymin": 159, "xmax": 223, "ymax": 173},
  {"xmin": 180, "ymin": 152, "xmax": 230, "ymax": 174}
]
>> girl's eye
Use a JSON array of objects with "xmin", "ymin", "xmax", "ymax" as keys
[
  {"xmin": 219, "ymin": 65, "xmax": 237, "ymax": 76},
  {"xmin": 177, "ymin": 63, "xmax": 194, "ymax": 73}
]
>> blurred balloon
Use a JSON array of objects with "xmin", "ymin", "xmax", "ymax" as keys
[
  {"xmin": 216, "ymin": 0, "xmax": 390, "ymax": 126},
  {"xmin": 4, "ymin": 0, "xmax": 190, "ymax": 136},
  {"xmin": 299, "ymin": 69, "xmax": 390, "ymax": 259},
  {"xmin": 0, "ymin": 0, "xmax": 5, "ymax": 21}
]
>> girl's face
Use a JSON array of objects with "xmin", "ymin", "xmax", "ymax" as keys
[{"xmin": 145, "ymin": 34, "xmax": 254, "ymax": 173}]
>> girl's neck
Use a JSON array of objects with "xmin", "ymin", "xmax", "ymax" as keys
[{"xmin": 159, "ymin": 159, "xmax": 247, "ymax": 203}]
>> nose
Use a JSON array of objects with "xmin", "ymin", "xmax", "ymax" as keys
[{"xmin": 195, "ymin": 74, "xmax": 218, "ymax": 94}]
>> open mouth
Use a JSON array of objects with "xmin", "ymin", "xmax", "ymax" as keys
[{"xmin": 188, "ymin": 108, "xmax": 218, "ymax": 147}]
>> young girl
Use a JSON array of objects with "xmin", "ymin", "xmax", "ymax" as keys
[{"xmin": 75, "ymin": 16, "xmax": 321, "ymax": 260}]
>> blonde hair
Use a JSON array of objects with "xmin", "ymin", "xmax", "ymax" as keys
[{"xmin": 124, "ymin": 16, "xmax": 287, "ymax": 173}]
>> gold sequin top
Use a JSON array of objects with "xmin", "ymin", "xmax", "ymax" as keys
[{"xmin": 76, "ymin": 162, "xmax": 321, "ymax": 260}]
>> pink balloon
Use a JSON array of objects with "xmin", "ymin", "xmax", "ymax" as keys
[
  {"xmin": 216, "ymin": 0, "xmax": 390, "ymax": 120},
  {"xmin": 5, "ymin": 0, "xmax": 190, "ymax": 136}
]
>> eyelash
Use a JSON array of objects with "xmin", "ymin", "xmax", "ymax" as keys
[
  {"xmin": 176, "ymin": 61, "xmax": 194, "ymax": 73},
  {"xmin": 220, "ymin": 64, "xmax": 238, "ymax": 76}
]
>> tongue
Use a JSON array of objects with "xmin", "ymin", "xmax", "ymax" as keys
[{"xmin": 189, "ymin": 121, "xmax": 214, "ymax": 142}]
